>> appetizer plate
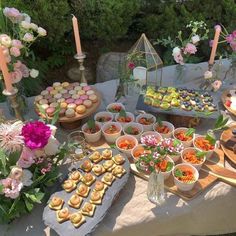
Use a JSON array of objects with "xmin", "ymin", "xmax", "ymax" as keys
[
  {"xmin": 43, "ymin": 148, "xmax": 130, "ymax": 236},
  {"xmin": 137, "ymin": 87, "xmax": 220, "ymax": 119},
  {"xmin": 221, "ymin": 89, "xmax": 236, "ymax": 117}
]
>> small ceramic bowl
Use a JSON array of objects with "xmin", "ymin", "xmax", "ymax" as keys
[
  {"xmin": 115, "ymin": 112, "xmax": 135, "ymax": 127},
  {"xmin": 172, "ymin": 163, "xmax": 199, "ymax": 192},
  {"xmin": 123, "ymin": 122, "xmax": 143, "ymax": 141},
  {"xmin": 159, "ymin": 156, "xmax": 175, "ymax": 180},
  {"xmin": 101, "ymin": 122, "xmax": 122, "ymax": 144},
  {"xmin": 94, "ymin": 111, "xmax": 113, "ymax": 125},
  {"xmin": 136, "ymin": 113, "xmax": 156, "ymax": 132},
  {"xmin": 173, "ymin": 127, "xmax": 194, "ymax": 148},
  {"xmin": 82, "ymin": 121, "xmax": 102, "ymax": 143},
  {"xmin": 131, "ymin": 144, "xmax": 150, "ymax": 163},
  {"xmin": 181, "ymin": 147, "xmax": 206, "ymax": 171},
  {"xmin": 153, "ymin": 121, "xmax": 174, "ymax": 138},
  {"xmin": 106, "ymin": 103, "xmax": 125, "ymax": 115},
  {"xmin": 140, "ymin": 131, "xmax": 162, "ymax": 144},
  {"xmin": 193, "ymin": 135, "xmax": 216, "ymax": 159},
  {"xmin": 116, "ymin": 135, "xmax": 138, "ymax": 157}
]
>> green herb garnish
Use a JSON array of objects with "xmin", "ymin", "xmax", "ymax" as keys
[
  {"xmin": 126, "ymin": 126, "xmax": 133, "ymax": 134},
  {"xmin": 166, "ymin": 162, "xmax": 174, "ymax": 172},
  {"xmin": 157, "ymin": 117, "xmax": 163, "ymax": 126},
  {"xmin": 196, "ymin": 151, "xmax": 206, "ymax": 159},
  {"xmin": 185, "ymin": 128, "xmax": 195, "ymax": 137},
  {"xmin": 87, "ymin": 119, "xmax": 96, "ymax": 132},
  {"xmin": 175, "ymin": 169, "xmax": 183, "ymax": 177},
  {"xmin": 119, "ymin": 109, "xmax": 127, "ymax": 118},
  {"xmin": 173, "ymin": 139, "xmax": 181, "ymax": 147},
  {"xmin": 205, "ymin": 133, "xmax": 216, "ymax": 145}
]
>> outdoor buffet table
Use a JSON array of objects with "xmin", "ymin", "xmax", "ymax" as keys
[{"xmin": 0, "ymin": 60, "xmax": 236, "ymax": 236}]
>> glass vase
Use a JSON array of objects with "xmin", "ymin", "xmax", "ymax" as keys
[
  {"xmin": 175, "ymin": 64, "xmax": 188, "ymax": 84},
  {"xmin": 147, "ymin": 170, "xmax": 165, "ymax": 205}
]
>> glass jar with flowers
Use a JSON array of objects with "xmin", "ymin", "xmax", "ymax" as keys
[
  {"xmin": 156, "ymin": 21, "xmax": 209, "ymax": 84},
  {"xmin": 0, "ymin": 7, "xmax": 46, "ymax": 115}
]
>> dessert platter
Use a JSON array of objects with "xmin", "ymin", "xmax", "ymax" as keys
[
  {"xmin": 221, "ymin": 89, "xmax": 236, "ymax": 116},
  {"xmin": 136, "ymin": 86, "xmax": 220, "ymax": 119},
  {"xmin": 34, "ymin": 82, "xmax": 101, "ymax": 128},
  {"xmin": 43, "ymin": 148, "xmax": 130, "ymax": 236}
]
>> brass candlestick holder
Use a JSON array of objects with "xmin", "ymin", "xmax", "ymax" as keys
[
  {"xmin": 74, "ymin": 53, "xmax": 87, "ymax": 83},
  {"xmin": 3, "ymin": 88, "xmax": 24, "ymax": 121}
]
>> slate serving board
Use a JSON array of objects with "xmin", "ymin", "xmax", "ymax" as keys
[
  {"xmin": 136, "ymin": 93, "xmax": 220, "ymax": 119},
  {"xmin": 43, "ymin": 148, "xmax": 130, "ymax": 236}
]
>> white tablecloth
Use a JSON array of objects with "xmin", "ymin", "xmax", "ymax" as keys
[{"xmin": 0, "ymin": 60, "xmax": 236, "ymax": 236}]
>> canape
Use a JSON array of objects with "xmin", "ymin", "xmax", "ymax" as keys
[
  {"xmin": 70, "ymin": 212, "xmax": 86, "ymax": 228},
  {"xmin": 101, "ymin": 122, "xmax": 122, "ymax": 143},
  {"xmin": 136, "ymin": 113, "xmax": 156, "ymax": 132},
  {"xmin": 49, "ymin": 196, "xmax": 64, "ymax": 210}
]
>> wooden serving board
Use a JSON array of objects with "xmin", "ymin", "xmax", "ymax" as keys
[
  {"xmin": 221, "ymin": 89, "xmax": 236, "ymax": 117},
  {"xmin": 35, "ymin": 89, "xmax": 102, "ymax": 123},
  {"xmin": 220, "ymin": 124, "xmax": 236, "ymax": 166}
]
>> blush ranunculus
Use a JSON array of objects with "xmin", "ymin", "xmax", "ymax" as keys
[
  {"xmin": 183, "ymin": 43, "xmax": 197, "ymax": 55},
  {"xmin": 17, "ymin": 147, "xmax": 35, "ymax": 168},
  {"xmin": 21, "ymin": 121, "xmax": 52, "ymax": 150},
  {"xmin": 0, "ymin": 177, "xmax": 23, "ymax": 199},
  {"xmin": 10, "ymin": 47, "xmax": 21, "ymax": 57}
]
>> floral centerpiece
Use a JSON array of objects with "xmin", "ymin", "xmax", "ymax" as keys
[{"xmin": 0, "ymin": 120, "xmax": 66, "ymax": 223}]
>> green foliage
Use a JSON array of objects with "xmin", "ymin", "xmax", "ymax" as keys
[{"xmin": 70, "ymin": 0, "xmax": 141, "ymax": 42}]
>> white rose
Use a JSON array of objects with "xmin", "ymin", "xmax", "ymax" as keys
[
  {"xmin": 44, "ymin": 136, "xmax": 59, "ymax": 156},
  {"xmin": 204, "ymin": 70, "xmax": 213, "ymax": 79},
  {"xmin": 20, "ymin": 20, "xmax": 31, "ymax": 29},
  {"xmin": 30, "ymin": 23, "xmax": 38, "ymax": 31},
  {"xmin": 172, "ymin": 47, "xmax": 181, "ymax": 56},
  {"xmin": 22, "ymin": 33, "xmax": 34, "ymax": 42},
  {"xmin": 30, "ymin": 69, "xmax": 39, "ymax": 78},
  {"xmin": 47, "ymin": 124, "xmax": 57, "ymax": 136},
  {"xmin": 22, "ymin": 13, "xmax": 31, "ymax": 23},
  {"xmin": 192, "ymin": 35, "xmax": 200, "ymax": 44},
  {"xmin": 37, "ymin": 27, "xmax": 47, "ymax": 37},
  {"xmin": 0, "ymin": 34, "xmax": 12, "ymax": 48}
]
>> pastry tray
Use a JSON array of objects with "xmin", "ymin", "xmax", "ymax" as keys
[{"xmin": 43, "ymin": 148, "xmax": 130, "ymax": 236}]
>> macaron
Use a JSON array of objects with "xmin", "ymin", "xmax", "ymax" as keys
[
  {"xmin": 44, "ymin": 94, "xmax": 52, "ymax": 100},
  {"xmin": 83, "ymin": 99, "xmax": 92, "ymax": 108},
  {"xmin": 78, "ymin": 90, "xmax": 85, "ymax": 96},
  {"xmin": 80, "ymin": 83, "xmax": 87, "ymax": 87},
  {"xmin": 40, "ymin": 104, "xmax": 49, "ymax": 110},
  {"xmin": 54, "ymin": 93, "xmax": 62, "ymax": 99},
  {"xmin": 80, "ymin": 95, "xmax": 88, "ymax": 101},
  {"xmin": 67, "ymin": 85, "xmax": 74, "ymax": 90},
  {"xmin": 50, "ymin": 102, "xmax": 59, "ymax": 108},
  {"xmin": 60, "ymin": 102, "xmax": 67, "ymax": 109},
  {"xmin": 60, "ymin": 89, "xmax": 68, "ymax": 94},
  {"xmin": 39, "ymin": 99, "xmax": 48, "ymax": 105},
  {"xmin": 83, "ymin": 86, "xmax": 91, "ymax": 91},
  {"xmin": 65, "ymin": 108, "xmax": 75, "ymax": 118},
  {"xmin": 72, "ymin": 82, "xmax": 80, "ymax": 86},
  {"xmin": 46, "ymin": 86, "xmax": 54, "ymax": 92},
  {"xmin": 63, "ymin": 94, "xmax": 71, "ymax": 99},
  {"xmin": 53, "ymin": 82, "xmax": 61, "ymax": 87},
  {"xmin": 86, "ymin": 90, "xmax": 95, "ymax": 96},
  {"xmin": 72, "ymin": 94, "xmax": 80, "ymax": 100},
  {"xmin": 75, "ymin": 99, "xmax": 83, "ymax": 105},
  {"xmin": 62, "ymin": 82, "xmax": 70, "ymax": 88},
  {"xmin": 74, "ymin": 86, "xmax": 82, "ymax": 91},
  {"xmin": 46, "ymin": 107, "xmax": 55, "ymax": 116},
  {"xmin": 69, "ymin": 90, "xmax": 76, "ymax": 95},
  {"xmin": 67, "ymin": 103, "xmax": 76, "ymax": 110},
  {"xmin": 89, "ymin": 94, "xmax": 98, "ymax": 103},
  {"xmin": 55, "ymin": 86, "xmax": 63, "ymax": 91},
  {"xmin": 58, "ymin": 98, "xmax": 65, "ymax": 103},
  {"xmin": 48, "ymin": 98, "xmax": 56, "ymax": 104},
  {"xmin": 35, "ymin": 95, "xmax": 43, "ymax": 102},
  {"xmin": 50, "ymin": 90, "xmax": 58, "ymax": 96},
  {"xmin": 76, "ymin": 105, "xmax": 86, "ymax": 114},
  {"xmin": 41, "ymin": 90, "xmax": 49, "ymax": 96},
  {"xmin": 65, "ymin": 98, "xmax": 75, "ymax": 104}
]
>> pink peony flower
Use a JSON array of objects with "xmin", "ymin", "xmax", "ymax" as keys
[
  {"xmin": 21, "ymin": 121, "xmax": 51, "ymax": 150},
  {"xmin": 12, "ymin": 39, "xmax": 23, "ymax": 49},
  {"xmin": 128, "ymin": 62, "xmax": 135, "ymax": 70},
  {"xmin": 10, "ymin": 47, "xmax": 21, "ymax": 57},
  {"xmin": 14, "ymin": 60, "xmax": 29, "ymax": 78},
  {"xmin": 3, "ymin": 7, "xmax": 22, "ymax": 23},
  {"xmin": 183, "ymin": 43, "xmax": 197, "ymax": 55},
  {"xmin": 0, "ymin": 177, "xmax": 23, "ymax": 199},
  {"xmin": 17, "ymin": 147, "xmax": 35, "ymax": 168},
  {"xmin": 10, "ymin": 70, "xmax": 23, "ymax": 84},
  {"xmin": 212, "ymin": 80, "xmax": 222, "ymax": 92}
]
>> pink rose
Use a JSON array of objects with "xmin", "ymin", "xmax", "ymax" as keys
[
  {"xmin": 212, "ymin": 80, "xmax": 222, "ymax": 92},
  {"xmin": 12, "ymin": 39, "xmax": 23, "ymax": 49},
  {"xmin": 22, "ymin": 33, "xmax": 34, "ymax": 42},
  {"xmin": 183, "ymin": 43, "xmax": 197, "ymax": 55},
  {"xmin": 3, "ymin": 7, "xmax": 22, "ymax": 23},
  {"xmin": 10, "ymin": 47, "xmax": 21, "ymax": 57},
  {"xmin": 17, "ymin": 147, "xmax": 35, "ymax": 168},
  {"xmin": 14, "ymin": 61, "xmax": 29, "ymax": 78},
  {"xmin": 10, "ymin": 70, "xmax": 23, "ymax": 84},
  {"xmin": 128, "ymin": 62, "xmax": 135, "ymax": 70},
  {"xmin": 0, "ymin": 177, "xmax": 23, "ymax": 199}
]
